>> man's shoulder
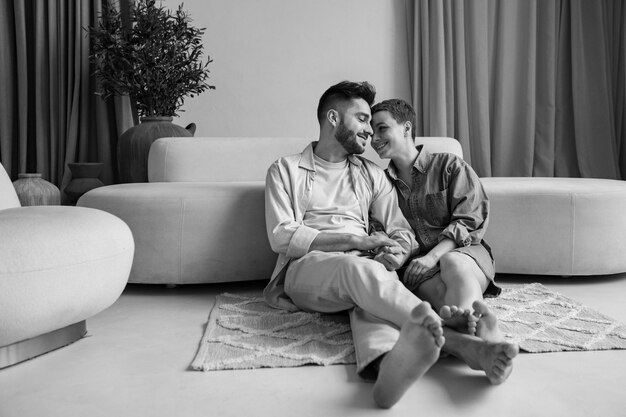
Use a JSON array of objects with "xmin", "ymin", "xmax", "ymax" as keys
[
  {"xmin": 272, "ymin": 152, "xmax": 302, "ymax": 165},
  {"xmin": 352, "ymin": 155, "xmax": 390, "ymax": 191},
  {"xmin": 353, "ymin": 154, "xmax": 385, "ymax": 172}
]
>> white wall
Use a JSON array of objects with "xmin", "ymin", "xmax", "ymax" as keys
[{"xmin": 165, "ymin": 0, "xmax": 411, "ymax": 140}]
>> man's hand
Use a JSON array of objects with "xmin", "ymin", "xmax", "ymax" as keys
[
  {"xmin": 355, "ymin": 234, "xmax": 402, "ymax": 253},
  {"xmin": 373, "ymin": 247, "xmax": 406, "ymax": 271},
  {"xmin": 403, "ymin": 254, "xmax": 438, "ymax": 287}
]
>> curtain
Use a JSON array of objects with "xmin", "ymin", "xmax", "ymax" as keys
[
  {"xmin": 0, "ymin": 0, "xmax": 134, "ymax": 201},
  {"xmin": 408, "ymin": 0, "xmax": 626, "ymax": 179}
]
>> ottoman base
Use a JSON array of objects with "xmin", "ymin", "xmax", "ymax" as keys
[{"xmin": 0, "ymin": 321, "xmax": 86, "ymax": 369}]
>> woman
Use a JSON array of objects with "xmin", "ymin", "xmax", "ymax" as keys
[{"xmin": 370, "ymin": 99, "xmax": 500, "ymax": 329}]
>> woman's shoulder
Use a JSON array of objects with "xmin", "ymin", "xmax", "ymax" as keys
[{"xmin": 423, "ymin": 150, "xmax": 468, "ymax": 173}]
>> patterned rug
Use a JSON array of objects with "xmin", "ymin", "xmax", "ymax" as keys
[{"xmin": 190, "ymin": 283, "xmax": 626, "ymax": 371}]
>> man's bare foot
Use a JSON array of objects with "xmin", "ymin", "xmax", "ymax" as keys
[
  {"xmin": 373, "ymin": 302, "xmax": 444, "ymax": 409},
  {"xmin": 464, "ymin": 300, "xmax": 519, "ymax": 384},
  {"xmin": 440, "ymin": 305, "xmax": 478, "ymax": 335},
  {"xmin": 472, "ymin": 300, "xmax": 503, "ymax": 343},
  {"xmin": 469, "ymin": 340, "xmax": 519, "ymax": 385}
]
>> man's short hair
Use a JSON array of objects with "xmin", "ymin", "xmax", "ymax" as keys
[
  {"xmin": 371, "ymin": 99, "xmax": 416, "ymax": 138},
  {"xmin": 316, "ymin": 81, "xmax": 376, "ymax": 123}
]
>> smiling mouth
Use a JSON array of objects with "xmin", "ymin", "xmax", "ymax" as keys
[{"xmin": 372, "ymin": 141, "xmax": 388, "ymax": 152}]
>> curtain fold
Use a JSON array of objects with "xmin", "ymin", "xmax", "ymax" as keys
[
  {"xmin": 409, "ymin": 0, "xmax": 626, "ymax": 179},
  {"xmin": 0, "ymin": 0, "xmax": 134, "ymax": 201}
]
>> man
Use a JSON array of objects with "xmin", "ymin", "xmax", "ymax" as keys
[{"xmin": 264, "ymin": 81, "xmax": 518, "ymax": 408}]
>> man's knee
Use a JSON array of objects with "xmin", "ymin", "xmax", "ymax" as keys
[{"xmin": 336, "ymin": 257, "xmax": 398, "ymax": 291}]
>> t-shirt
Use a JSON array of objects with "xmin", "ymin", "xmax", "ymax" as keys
[{"xmin": 302, "ymin": 154, "xmax": 367, "ymax": 237}]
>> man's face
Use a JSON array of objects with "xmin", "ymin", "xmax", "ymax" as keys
[
  {"xmin": 334, "ymin": 98, "xmax": 373, "ymax": 155},
  {"xmin": 371, "ymin": 110, "xmax": 409, "ymax": 159}
]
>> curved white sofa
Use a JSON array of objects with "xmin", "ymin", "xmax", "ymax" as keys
[
  {"xmin": 0, "ymin": 163, "xmax": 134, "ymax": 368},
  {"xmin": 78, "ymin": 136, "xmax": 626, "ymax": 285},
  {"xmin": 482, "ymin": 177, "xmax": 626, "ymax": 275}
]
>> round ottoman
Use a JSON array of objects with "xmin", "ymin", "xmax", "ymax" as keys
[
  {"xmin": 0, "ymin": 206, "xmax": 134, "ymax": 368},
  {"xmin": 481, "ymin": 177, "xmax": 626, "ymax": 276}
]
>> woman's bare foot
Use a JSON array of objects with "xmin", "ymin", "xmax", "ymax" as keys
[
  {"xmin": 440, "ymin": 305, "xmax": 478, "ymax": 335},
  {"xmin": 472, "ymin": 299, "xmax": 503, "ymax": 343},
  {"xmin": 373, "ymin": 302, "xmax": 444, "ymax": 409}
]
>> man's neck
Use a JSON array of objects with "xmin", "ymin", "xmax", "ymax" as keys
[{"xmin": 314, "ymin": 136, "xmax": 348, "ymax": 163}]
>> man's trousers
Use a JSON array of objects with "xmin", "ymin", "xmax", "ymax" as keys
[{"xmin": 284, "ymin": 250, "xmax": 422, "ymax": 377}]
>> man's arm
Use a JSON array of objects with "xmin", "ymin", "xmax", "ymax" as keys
[
  {"xmin": 366, "ymin": 164, "xmax": 418, "ymax": 270},
  {"xmin": 309, "ymin": 232, "xmax": 402, "ymax": 253},
  {"xmin": 265, "ymin": 161, "xmax": 319, "ymax": 258},
  {"xmin": 266, "ymin": 161, "xmax": 399, "ymax": 258}
]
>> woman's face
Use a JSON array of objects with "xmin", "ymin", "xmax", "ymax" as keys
[{"xmin": 370, "ymin": 111, "xmax": 410, "ymax": 159}]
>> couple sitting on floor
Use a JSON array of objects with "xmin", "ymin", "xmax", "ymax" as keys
[{"xmin": 263, "ymin": 80, "xmax": 519, "ymax": 408}]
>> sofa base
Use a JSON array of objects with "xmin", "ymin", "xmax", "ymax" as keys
[{"xmin": 0, "ymin": 321, "xmax": 86, "ymax": 369}]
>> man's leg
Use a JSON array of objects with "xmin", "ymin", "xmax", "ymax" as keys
[
  {"xmin": 350, "ymin": 305, "xmax": 443, "ymax": 409},
  {"xmin": 286, "ymin": 251, "xmax": 444, "ymax": 408},
  {"xmin": 284, "ymin": 251, "xmax": 420, "ymax": 328}
]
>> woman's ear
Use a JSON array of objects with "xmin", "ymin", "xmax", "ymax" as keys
[{"xmin": 327, "ymin": 109, "xmax": 339, "ymax": 127}]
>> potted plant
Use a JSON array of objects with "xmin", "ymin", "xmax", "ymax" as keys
[{"xmin": 89, "ymin": 0, "xmax": 215, "ymax": 182}]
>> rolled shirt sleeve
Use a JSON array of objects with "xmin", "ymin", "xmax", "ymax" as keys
[{"xmin": 438, "ymin": 159, "xmax": 489, "ymax": 247}]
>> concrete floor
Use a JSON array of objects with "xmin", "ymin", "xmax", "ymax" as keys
[{"xmin": 1, "ymin": 273, "xmax": 626, "ymax": 417}]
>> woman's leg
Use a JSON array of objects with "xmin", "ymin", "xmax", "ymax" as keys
[{"xmin": 438, "ymin": 251, "xmax": 490, "ymax": 311}]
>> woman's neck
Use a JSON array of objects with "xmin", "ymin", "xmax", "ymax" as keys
[{"xmin": 393, "ymin": 142, "xmax": 419, "ymax": 171}]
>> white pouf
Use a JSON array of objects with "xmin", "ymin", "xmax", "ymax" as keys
[
  {"xmin": 0, "ymin": 206, "xmax": 134, "ymax": 368},
  {"xmin": 482, "ymin": 177, "xmax": 626, "ymax": 276}
]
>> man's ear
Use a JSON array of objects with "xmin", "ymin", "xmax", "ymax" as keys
[
  {"xmin": 327, "ymin": 109, "xmax": 339, "ymax": 127},
  {"xmin": 404, "ymin": 121, "xmax": 413, "ymax": 138}
]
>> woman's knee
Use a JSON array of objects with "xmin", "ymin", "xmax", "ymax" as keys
[
  {"xmin": 439, "ymin": 252, "xmax": 474, "ymax": 283},
  {"xmin": 439, "ymin": 252, "xmax": 488, "ymax": 290}
]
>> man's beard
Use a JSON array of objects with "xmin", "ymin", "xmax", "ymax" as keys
[{"xmin": 335, "ymin": 121, "xmax": 365, "ymax": 155}]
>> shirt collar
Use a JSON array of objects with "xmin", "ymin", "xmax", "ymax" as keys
[
  {"xmin": 299, "ymin": 141, "xmax": 363, "ymax": 171},
  {"xmin": 386, "ymin": 144, "xmax": 429, "ymax": 179}
]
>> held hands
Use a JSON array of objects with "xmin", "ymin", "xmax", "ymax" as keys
[
  {"xmin": 403, "ymin": 254, "xmax": 438, "ymax": 288},
  {"xmin": 356, "ymin": 234, "xmax": 407, "ymax": 271}
]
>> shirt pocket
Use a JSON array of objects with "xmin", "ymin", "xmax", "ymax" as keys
[{"xmin": 424, "ymin": 189, "xmax": 450, "ymax": 226}]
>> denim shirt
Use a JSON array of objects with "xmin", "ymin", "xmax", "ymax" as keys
[
  {"xmin": 385, "ymin": 146, "xmax": 490, "ymax": 254},
  {"xmin": 264, "ymin": 142, "xmax": 418, "ymax": 310}
]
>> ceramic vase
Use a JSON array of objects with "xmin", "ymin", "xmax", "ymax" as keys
[
  {"xmin": 65, "ymin": 162, "xmax": 105, "ymax": 205},
  {"xmin": 117, "ymin": 116, "xmax": 193, "ymax": 183},
  {"xmin": 12, "ymin": 173, "xmax": 61, "ymax": 206}
]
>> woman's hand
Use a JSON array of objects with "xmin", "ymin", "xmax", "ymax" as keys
[{"xmin": 403, "ymin": 254, "xmax": 438, "ymax": 287}]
